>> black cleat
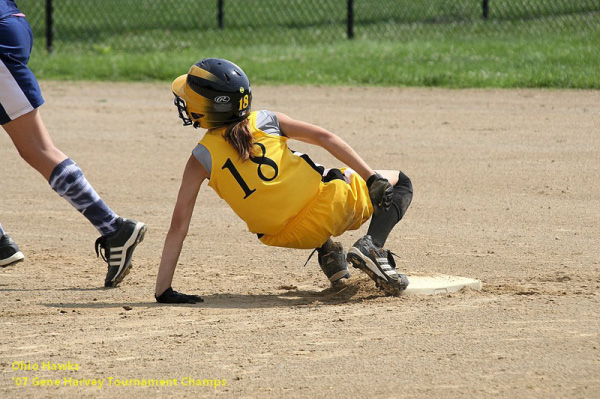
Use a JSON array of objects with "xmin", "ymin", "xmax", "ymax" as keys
[
  {"xmin": 95, "ymin": 218, "xmax": 146, "ymax": 288},
  {"xmin": 0, "ymin": 234, "xmax": 24, "ymax": 267},
  {"xmin": 347, "ymin": 235, "xmax": 408, "ymax": 295},
  {"xmin": 317, "ymin": 241, "xmax": 351, "ymax": 286}
]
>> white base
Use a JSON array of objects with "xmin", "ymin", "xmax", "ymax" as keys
[{"xmin": 400, "ymin": 274, "xmax": 482, "ymax": 296}]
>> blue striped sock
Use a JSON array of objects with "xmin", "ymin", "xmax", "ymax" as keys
[{"xmin": 49, "ymin": 158, "xmax": 119, "ymax": 236}]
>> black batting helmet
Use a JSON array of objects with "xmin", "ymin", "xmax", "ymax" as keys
[{"xmin": 171, "ymin": 58, "xmax": 252, "ymax": 129}]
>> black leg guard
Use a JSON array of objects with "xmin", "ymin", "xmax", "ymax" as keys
[{"xmin": 366, "ymin": 171, "xmax": 413, "ymax": 247}]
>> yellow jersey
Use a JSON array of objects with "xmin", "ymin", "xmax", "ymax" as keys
[{"xmin": 199, "ymin": 111, "xmax": 323, "ymax": 236}]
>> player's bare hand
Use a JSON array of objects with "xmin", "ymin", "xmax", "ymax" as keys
[
  {"xmin": 367, "ymin": 173, "xmax": 393, "ymax": 214},
  {"xmin": 155, "ymin": 287, "xmax": 204, "ymax": 304}
]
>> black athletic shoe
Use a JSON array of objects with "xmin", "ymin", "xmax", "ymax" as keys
[
  {"xmin": 347, "ymin": 235, "xmax": 408, "ymax": 295},
  {"xmin": 0, "ymin": 234, "xmax": 24, "ymax": 267},
  {"xmin": 317, "ymin": 242, "xmax": 351, "ymax": 286},
  {"xmin": 95, "ymin": 218, "xmax": 147, "ymax": 288}
]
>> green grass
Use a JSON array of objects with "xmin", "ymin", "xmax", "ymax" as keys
[
  {"xmin": 17, "ymin": 0, "xmax": 600, "ymax": 88},
  {"xmin": 29, "ymin": 21, "xmax": 600, "ymax": 89}
]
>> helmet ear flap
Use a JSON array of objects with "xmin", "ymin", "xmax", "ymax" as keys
[{"xmin": 173, "ymin": 94, "xmax": 193, "ymax": 126}]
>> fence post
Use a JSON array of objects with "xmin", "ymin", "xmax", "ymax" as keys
[
  {"xmin": 218, "ymin": 0, "xmax": 224, "ymax": 29},
  {"xmin": 45, "ymin": 0, "xmax": 53, "ymax": 52},
  {"xmin": 482, "ymin": 0, "xmax": 489, "ymax": 19},
  {"xmin": 347, "ymin": 0, "xmax": 354, "ymax": 39}
]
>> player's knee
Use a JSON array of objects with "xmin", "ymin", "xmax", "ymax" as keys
[
  {"xmin": 393, "ymin": 171, "xmax": 413, "ymax": 217},
  {"xmin": 396, "ymin": 171, "xmax": 413, "ymax": 195}
]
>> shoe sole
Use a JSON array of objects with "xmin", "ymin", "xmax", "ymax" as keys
[
  {"xmin": 328, "ymin": 270, "xmax": 351, "ymax": 283},
  {"xmin": 0, "ymin": 252, "xmax": 24, "ymax": 267},
  {"xmin": 347, "ymin": 248, "xmax": 406, "ymax": 295},
  {"xmin": 105, "ymin": 223, "xmax": 147, "ymax": 288}
]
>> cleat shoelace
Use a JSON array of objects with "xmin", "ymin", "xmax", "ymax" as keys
[
  {"xmin": 386, "ymin": 250, "xmax": 401, "ymax": 269},
  {"xmin": 95, "ymin": 237, "xmax": 108, "ymax": 263},
  {"xmin": 302, "ymin": 248, "xmax": 318, "ymax": 267}
]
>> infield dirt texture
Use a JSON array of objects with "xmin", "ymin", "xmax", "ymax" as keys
[{"xmin": 1, "ymin": 82, "xmax": 599, "ymax": 398}]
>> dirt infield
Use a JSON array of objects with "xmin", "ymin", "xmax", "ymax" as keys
[{"xmin": 1, "ymin": 82, "xmax": 599, "ymax": 398}]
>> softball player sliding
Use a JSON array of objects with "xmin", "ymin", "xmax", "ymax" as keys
[
  {"xmin": 155, "ymin": 58, "xmax": 412, "ymax": 303},
  {"xmin": 0, "ymin": 0, "xmax": 146, "ymax": 287}
]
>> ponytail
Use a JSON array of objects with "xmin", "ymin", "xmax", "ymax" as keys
[{"xmin": 224, "ymin": 117, "xmax": 254, "ymax": 160}]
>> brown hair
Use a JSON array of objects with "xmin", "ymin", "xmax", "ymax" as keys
[{"xmin": 224, "ymin": 117, "xmax": 254, "ymax": 160}]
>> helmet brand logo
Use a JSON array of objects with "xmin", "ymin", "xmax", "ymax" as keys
[{"xmin": 214, "ymin": 96, "xmax": 230, "ymax": 103}]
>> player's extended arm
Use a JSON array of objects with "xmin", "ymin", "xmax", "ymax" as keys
[
  {"xmin": 155, "ymin": 154, "xmax": 207, "ymax": 303},
  {"xmin": 276, "ymin": 112, "xmax": 375, "ymax": 181},
  {"xmin": 276, "ymin": 112, "xmax": 393, "ymax": 212}
]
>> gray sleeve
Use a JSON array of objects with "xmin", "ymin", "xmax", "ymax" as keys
[
  {"xmin": 255, "ymin": 110, "xmax": 281, "ymax": 136},
  {"xmin": 192, "ymin": 144, "xmax": 212, "ymax": 175}
]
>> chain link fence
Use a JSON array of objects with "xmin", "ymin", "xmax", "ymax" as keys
[{"xmin": 15, "ymin": 0, "xmax": 600, "ymax": 53}]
